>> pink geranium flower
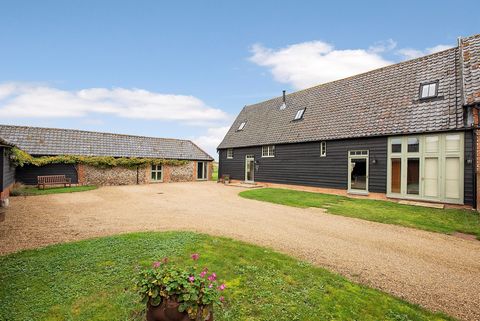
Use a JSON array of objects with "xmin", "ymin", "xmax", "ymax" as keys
[
  {"xmin": 207, "ymin": 273, "xmax": 217, "ymax": 282},
  {"xmin": 199, "ymin": 268, "xmax": 208, "ymax": 278},
  {"xmin": 191, "ymin": 253, "xmax": 200, "ymax": 261},
  {"xmin": 152, "ymin": 261, "xmax": 161, "ymax": 268},
  {"xmin": 188, "ymin": 276, "xmax": 195, "ymax": 282},
  {"xmin": 208, "ymin": 283, "xmax": 213, "ymax": 288},
  {"xmin": 218, "ymin": 283, "xmax": 226, "ymax": 291}
]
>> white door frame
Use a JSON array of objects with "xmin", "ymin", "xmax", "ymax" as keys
[
  {"xmin": 245, "ymin": 155, "xmax": 255, "ymax": 183},
  {"xmin": 347, "ymin": 150, "xmax": 369, "ymax": 195}
]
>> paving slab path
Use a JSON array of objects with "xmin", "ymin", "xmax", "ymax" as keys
[{"xmin": 1, "ymin": 182, "xmax": 479, "ymax": 320}]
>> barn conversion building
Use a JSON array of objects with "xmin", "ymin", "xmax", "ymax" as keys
[
  {"xmin": 0, "ymin": 125, "xmax": 213, "ymax": 206},
  {"xmin": 218, "ymin": 34, "xmax": 480, "ymax": 208}
]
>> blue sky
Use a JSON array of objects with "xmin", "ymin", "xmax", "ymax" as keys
[{"xmin": 0, "ymin": 0, "xmax": 478, "ymax": 159}]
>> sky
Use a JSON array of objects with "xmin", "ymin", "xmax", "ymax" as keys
[{"xmin": 0, "ymin": 0, "xmax": 478, "ymax": 159}]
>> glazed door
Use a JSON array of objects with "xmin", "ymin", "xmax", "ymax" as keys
[{"xmin": 245, "ymin": 155, "xmax": 255, "ymax": 183}]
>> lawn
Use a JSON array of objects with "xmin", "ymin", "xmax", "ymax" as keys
[
  {"xmin": 11, "ymin": 185, "xmax": 97, "ymax": 196},
  {"xmin": 240, "ymin": 188, "xmax": 480, "ymax": 239},
  {"xmin": 0, "ymin": 232, "xmax": 451, "ymax": 321},
  {"xmin": 211, "ymin": 162, "xmax": 218, "ymax": 181}
]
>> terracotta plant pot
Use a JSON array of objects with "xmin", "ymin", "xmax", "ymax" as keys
[{"xmin": 146, "ymin": 300, "xmax": 213, "ymax": 321}]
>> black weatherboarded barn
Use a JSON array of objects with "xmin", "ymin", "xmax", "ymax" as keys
[{"xmin": 218, "ymin": 34, "xmax": 480, "ymax": 207}]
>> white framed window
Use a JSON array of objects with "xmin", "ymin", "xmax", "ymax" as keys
[
  {"xmin": 320, "ymin": 141, "xmax": 327, "ymax": 157},
  {"xmin": 226, "ymin": 148, "xmax": 233, "ymax": 159},
  {"xmin": 151, "ymin": 164, "xmax": 163, "ymax": 182},
  {"xmin": 262, "ymin": 145, "xmax": 275, "ymax": 157},
  {"xmin": 238, "ymin": 121, "xmax": 246, "ymax": 131},
  {"xmin": 387, "ymin": 133, "xmax": 464, "ymax": 204},
  {"xmin": 294, "ymin": 108, "xmax": 305, "ymax": 120},
  {"xmin": 419, "ymin": 82, "xmax": 438, "ymax": 99}
]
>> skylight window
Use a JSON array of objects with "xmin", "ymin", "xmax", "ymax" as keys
[
  {"xmin": 419, "ymin": 82, "xmax": 438, "ymax": 99},
  {"xmin": 238, "ymin": 121, "xmax": 246, "ymax": 131},
  {"xmin": 294, "ymin": 109, "xmax": 305, "ymax": 120}
]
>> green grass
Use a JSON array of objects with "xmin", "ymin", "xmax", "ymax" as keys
[
  {"xmin": 12, "ymin": 185, "xmax": 98, "ymax": 196},
  {"xmin": 0, "ymin": 232, "xmax": 451, "ymax": 321},
  {"xmin": 240, "ymin": 188, "xmax": 480, "ymax": 239},
  {"xmin": 211, "ymin": 162, "xmax": 218, "ymax": 181}
]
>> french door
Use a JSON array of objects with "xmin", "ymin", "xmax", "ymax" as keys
[
  {"xmin": 348, "ymin": 150, "xmax": 369, "ymax": 194},
  {"xmin": 245, "ymin": 155, "xmax": 255, "ymax": 183},
  {"xmin": 387, "ymin": 133, "xmax": 464, "ymax": 204},
  {"xmin": 197, "ymin": 161, "xmax": 207, "ymax": 180}
]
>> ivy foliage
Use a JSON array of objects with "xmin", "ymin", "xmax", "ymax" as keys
[{"xmin": 9, "ymin": 147, "xmax": 188, "ymax": 169}]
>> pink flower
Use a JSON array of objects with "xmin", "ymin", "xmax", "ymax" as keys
[
  {"xmin": 218, "ymin": 283, "xmax": 226, "ymax": 291},
  {"xmin": 200, "ymin": 270, "xmax": 207, "ymax": 278},
  {"xmin": 207, "ymin": 273, "xmax": 217, "ymax": 282},
  {"xmin": 152, "ymin": 261, "xmax": 161, "ymax": 268},
  {"xmin": 208, "ymin": 283, "xmax": 213, "ymax": 288},
  {"xmin": 219, "ymin": 296, "xmax": 225, "ymax": 302},
  {"xmin": 188, "ymin": 276, "xmax": 195, "ymax": 282},
  {"xmin": 191, "ymin": 253, "xmax": 200, "ymax": 261}
]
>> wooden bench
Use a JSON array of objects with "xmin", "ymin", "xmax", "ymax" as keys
[{"xmin": 37, "ymin": 175, "xmax": 72, "ymax": 189}]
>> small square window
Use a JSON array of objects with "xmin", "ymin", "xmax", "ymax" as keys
[
  {"xmin": 294, "ymin": 109, "xmax": 305, "ymax": 120},
  {"xmin": 262, "ymin": 145, "xmax": 275, "ymax": 157},
  {"xmin": 320, "ymin": 141, "xmax": 327, "ymax": 157},
  {"xmin": 238, "ymin": 121, "xmax": 246, "ymax": 131},
  {"xmin": 391, "ymin": 138, "xmax": 402, "ymax": 153},
  {"xmin": 407, "ymin": 137, "xmax": 419, "ymax": 153},
  {"xmin": 419, "ymin": 82, "xmax": 438, "ymax": 99},
  {"xmin": 227, "ymin": 149, "xmax": 233, "ymax": 159}
]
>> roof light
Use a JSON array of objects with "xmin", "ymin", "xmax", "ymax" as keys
[
  {"xmin": 294, "ymin": 109, "xmax": 305, "ymax": 120},
  {"xmin": 238, "ymin": 121, "xmax": 246, "ymax": 131},
  {"xmin": 419, "ymin": 82, "xmax": 438, "ymax": 99}
]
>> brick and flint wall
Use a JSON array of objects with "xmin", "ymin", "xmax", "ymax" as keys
[{"xmin": 77, "ymin": 161, "xmax": 211, "ymax": 186}]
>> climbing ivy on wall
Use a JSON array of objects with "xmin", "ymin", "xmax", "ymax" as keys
[{"xmin": 9, "ymin": 147, "xmax": 189, "ymax": 169}]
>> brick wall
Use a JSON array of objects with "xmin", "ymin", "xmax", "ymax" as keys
[
  {"xmin": 474, "ymin": 108, "xmax": 480, "ymax": 210},
  {"xmin": 0, "ymin": 182, "xmax": 13, "ymax": 207},
  {"xmin": 78, "ymin": 164, "xmax": 149, "ymax": 186},
  {"xmin": 77, "ymin": 161, "xmax": 208, "ymax": 186}
]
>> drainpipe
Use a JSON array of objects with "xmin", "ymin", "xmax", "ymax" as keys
[{"xmin": 136, "ymin": 166, "xmax": 139, "ymax": 185}]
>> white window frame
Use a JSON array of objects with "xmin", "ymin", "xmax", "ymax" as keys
[
  {"xmin": 387, "ymin": 133, "xmax": 464, "ymax": 204},
  {"xmin": 419, "ymin": 81, "xmax": 438, "ymax": 99},
  {"xmin": 226, "ymin": 148, "xmax": 233, "ymax": 159},
  {"xmin": 320, "ymin": 141, "xmax": 327, "ymax": 157},
  {"xmin": 238, "ymin": 121, "xmax": 246, "ymax": 131},
  {"xmin": 151, "ymin": 164, "xmax": 163, "ymax": 182},
  {"xmin": 262, "ymin": 145, "xmax": 275, "ymax": 158},
  {"xmin": 197, "ymin": 161, "xmax": 208, "ymax": 180},
  {"xmin": 294, "ymin": 108, "xmax": 305, "ymax": 120}
]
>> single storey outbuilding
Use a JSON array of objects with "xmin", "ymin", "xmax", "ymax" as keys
[
  {"xmin": 218, "ymin": 33, "xmax": 480, "ymax": 208},
  {"xmin": 0, "ymin": 125, "xmax": 213, "ymax": 206}
]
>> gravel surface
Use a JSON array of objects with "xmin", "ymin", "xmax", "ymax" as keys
[{"xmin": 1, "ymin": 182, "xmax": 479, "ymax": 320}]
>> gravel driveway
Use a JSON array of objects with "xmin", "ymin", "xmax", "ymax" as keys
[{"xmin": 1, "ymin": 182, "xmax": 479, "ymax": 320}]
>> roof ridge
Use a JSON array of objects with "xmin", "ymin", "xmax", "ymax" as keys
[
  {"xmin": 245, "ymin": 43, "xmax": 460, "ymax": 110},
  {"xmin": 0, "ymin": 124, "xmax": 191, "ymax": 143}
]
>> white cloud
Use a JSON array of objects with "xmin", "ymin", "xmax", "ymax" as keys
[
  {"xmin": 249, "ymin": 40, "xmax": 393, "ymax": 89},
  {"xmin": 0, "ymin": 83, "xmax": 227, "ymax": 124},
  {"xmin": 396, "ymin": 44, "xmax": 453, "ymax": 60},
  {"xmin": 193, "ymin": 126, "xmax": 230, "ymax": 159}
]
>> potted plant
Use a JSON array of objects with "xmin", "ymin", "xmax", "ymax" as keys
[{"xmin": 136, "ymin": 254, "xmax": 226, "ymax": 321}]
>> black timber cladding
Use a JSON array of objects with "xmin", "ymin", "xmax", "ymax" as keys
[
  {"xmin": 16, "ymin": 164, "xmax": 78, "ymax": 185},
  {"xmin": 219, "ymin": 136, "xmax": 387, "ymax": 193},
  {"xmin": 219, "ymin": 132, "xmax": 475, "ymax": 206},
  {"xmin": 1, "ymin": 147, "xmax": 15, "ymax": 190}
]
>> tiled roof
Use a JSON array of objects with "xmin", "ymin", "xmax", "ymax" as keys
[
  {"xmin": 0, "ymin": 125, "xmax": 213, "ymax": 161},
  {"xmin": 0, "ymin": 136, "xmax": 14, "ymax": 147},
  {"xmin": 461, "ymin": 34, "xmax": 480, "ymax": 105},
  {"xmin": 218, "ymin": 39, "xmax": 473, "ymax": 149}
]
